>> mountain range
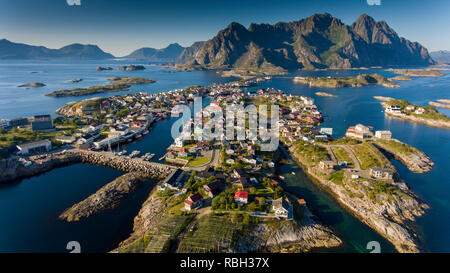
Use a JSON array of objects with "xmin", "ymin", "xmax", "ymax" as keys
[
  {"xmin": 430, "ymin": 50, "xmax": 450, "ymax": 64},
  {"xmin": 0, "ymin": 39, "xmax": 114, "ymax": 60},
  {"xmin": 0, "ymin": 13, "xmax": 439, "ymax": 70},
  {"xmin": 182, "ymin": 13, "xmax": 434, "ymax": 73}
]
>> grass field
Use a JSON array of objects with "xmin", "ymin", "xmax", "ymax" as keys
[
  {"xmin": 177, "ymin": 215, "xmax": 242, "ymax": 253},
  {"xmin": 350, "ymin": 143, "xmax": 391, "ymax": 170},
  {"xmin": 185, "ymin": 156, "xmax": 211, "ymax": 167}
]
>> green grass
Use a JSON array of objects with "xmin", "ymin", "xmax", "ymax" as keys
[
  {"xmin": 293, "ymin": 140, "xmax": 330, "ymax": 166},
  {"xmin": 351, "ymin": 143, "xmax": 390, "ymax": 170},
  {"xmin": 185, "ymin": 157, "xmax": 211, "ymax": 167},
  {"xmin": 332, "ymin": 147, "xmax": 354, "ymax": 167},
  {"xmin": 376, "ymin": 139, "xmax": 417, "ymax": 156},
  {"xmin": 328, "ymin": 170, "xmax": 345, "ymax": 184}
]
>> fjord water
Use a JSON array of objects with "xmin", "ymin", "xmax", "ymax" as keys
[{"xmin": 0, "ymin": 60, "xmax": 449, "ymax": 252}]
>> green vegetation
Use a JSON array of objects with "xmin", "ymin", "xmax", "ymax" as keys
[
  {"xmin": 176, "ymin": 215, "xmax": 243, "ymax": 253},
  {"xmin": 351, "ymin": 143, "xmax": 391, "ymax": 170},
  {"xmin": 376, "ymin": 139, "xmax": 417, "ymax": 156},
  {"xmin": 328, "ymin": 170, "xmax": 345, "ymax": 185},
  {"xmin": 293, "ymin": 140, "xmax": 330, "ymax": 166},
  {"xmin": 386, "ymin": 99, "xmax": 450, "ymax": 122},
  {"xmin": 185, "ymin": 156, "xmax": 211, "ymax": 167},
  {"xmin": 294, "ymin": 73, "xmax": 399, "ymax": 88},
  {"xmin": 121, "ymin": 215, "xmax": 193, "ymax": 253},
  {"xmin": 332, "ymin": 147, "xmax": 354, "ymax": 167}
]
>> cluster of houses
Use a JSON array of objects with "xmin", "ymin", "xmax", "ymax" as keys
[
  {"xmin": 386, "ymin": 104, "xmax": 425, "ymax": 115},
  {"xmin": 345, "ymin": 124, "xmax": 392, "ymax": 140},
  {"xmin": 1, "ymin": 115, "xmax": 54, "ymax": 132}
]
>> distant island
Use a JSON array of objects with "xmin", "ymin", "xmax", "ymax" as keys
[
  {"xmin": 315, "ymin": 92, "xmax": 337, "ymax": 97},
  {"xmin": 17, "ymin": 82, "xmax": 46, "ymax": 88},
  {"xmin": 293, "ymin": 74, "xmax": 400, "ymax": 88},
  {"xmin": 429, "ymin": 99, "xmax": 450, "ymax": 109},
  {"xmin": 386, "ymin": 68, "xmax": 444, "ymax": 77},
  {"xmin": 46, "ymin": 77, "xmax": 155, "ymax": 97},
  {"xmin": 119, "ymin": 65, "xmax": 146, "ymax": 71},
  {"xmin": 96, "ymin": 66, "xmax": 113, "ymax": 71}
]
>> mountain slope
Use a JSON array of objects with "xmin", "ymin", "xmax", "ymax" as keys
[
  {"xmin": 430, "ymin": 50, "xmax": 450, "ymax": 64},
  {"xmin": 123, "ymin": 43, "xmax": 184, "ymax": 60},
  {"xmin": 184, "ymin": 13, "xmax": 434, "ymax": 73},
  {"xmin": 0, "ymin": 39, "xmax": 114, "ymax": 60},
  {"xmin": 178, "ymin": 41, "xmax": 205, "ymax": 61}
]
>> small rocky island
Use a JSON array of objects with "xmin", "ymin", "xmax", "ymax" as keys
[
  {"xmin": 315, "ymin": 92, "xmax": 337, "ymax": 97},
  {"xmin": 46, "ymin": 76, "xmax": 156, "ymax": 97},
  {"xmin": 96, "ymin": 66, "xmax": 113, "ymax": 71},
  {"xmin": 386, "ymin": 68, "xmax": 444, "ymax": 77},
  {"xmin": 429, "ymin": 99, "xmax": 450, "ymax": 109},
  {"xmin": 17, "ymin": 82, "xmax": 46, "ymax": 88},
  {"xmin": 293, "ymin": 74, "xmax": 400, "ymax": 88},
  {"xmin": 119, "ymin": 65, "xmax": 146, "ymax": 71}
]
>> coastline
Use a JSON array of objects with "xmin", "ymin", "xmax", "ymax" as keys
[{"xmin": 281, "ymin": 140, "xmax": 427, "ymax": 253}]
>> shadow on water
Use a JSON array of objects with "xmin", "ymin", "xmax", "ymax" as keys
[
  {"xmin": 0, "ymin": 163, "xmax": 156, "ymax": 253},
  {"xmin": 279, "ymin": 158, "xmax": 396, "ymax": 253}
]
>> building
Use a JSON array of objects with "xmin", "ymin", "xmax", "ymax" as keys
[
  {"xmin": 184, "ymin": 193, "xmax": 203, "ymax": 210},
  {"xmin": 234, "ymin": 190, "xmax": 248, "ymax": 204},
  {"xmin": 319, "ymin": 161, "xmax": 335, "ymax": 170},
  {"xmin": 272, "ymin": 197, "xmax": 293, "ymax": 219},
  {"xmin": 16, "ymin": 140, "xmax": 52, "ymax": 155},
  {"xmin": 320, "ymin": 127, "xmax": 333, "ymax": 136},
  {"xmin": 202, "ymin": 181, "xmax": 223, "ymax": 198},
  {"xmin": 233, "ymin": 169, "xmax": 247, "ymax": 178},
  {"xmin": 375, "ymin": 130, "xmax": 392, "ymax": 140},
  {"xmin": 386, "ymin": 105, "xmax": 402, "ymax": 113},
  {"xmin": 345, "ymin": 124, "xmax": 373, "ymax": 140},
  {"xmin": 238, "ymin": 177, "xmax": 251, "ymax": 190},
  {"xmin": 56, "ymin": 135, "xmax": 76, "ymax": 144},
  {"xmin": 31, "ymin": 115, "xmax": 54, "ymax": 131},
  {"xmin": 415, "ymin": 107, "xmax": 425, "ymax": 114},
  {"xmin": 163, "ymin": 169, "xmax": 185, "ymax": 190},
  {"xmin": 0, "ymin": 119, "xmax": 10, "ymax": 129},
  {"xmin": 369, "ymin": 168, "xmax": 394, "ymax": 180},
  {"xmin": 9, "ymin": 117, "xmax": 29, "ymax": 127}
]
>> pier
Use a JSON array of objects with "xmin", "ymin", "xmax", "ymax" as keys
[{"xmin": 67, "ymin": 150, "xmax": 177, "ymax": 179}]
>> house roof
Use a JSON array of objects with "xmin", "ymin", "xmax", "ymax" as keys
[
  {"xmin": 272, "ymin": 197, "xmax": 290, "ymax": 210},
  {"xmin": 188, "ymin": 193, "xmax": 203, "ymax": 203},
  {"xmin": 234, "ymin": 190, "xmax": 248, "ymax": 199}
]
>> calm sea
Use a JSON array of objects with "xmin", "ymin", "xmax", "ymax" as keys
[{"xmin": 0, "ymin": 60, "xmax": 448, "ymax": 253}]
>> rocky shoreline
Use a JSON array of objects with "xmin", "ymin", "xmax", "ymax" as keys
[
  {"xmin": 0, "ymin": 153, "xmax": 79, "ymax": 184},
  {"xmin": 59, "ymin": 172, "xmax": 149, "ymax": 222},
  {"xmin": 236, "ymin": 205, "xmax": 342, "ymax": 253},
  {"xmin": 285, "ymin": 142, "xmax": 428, "ymax": 253},
  {"xmin": 373, "ymin": 139, "xmax": 434, "ymax": 173}
]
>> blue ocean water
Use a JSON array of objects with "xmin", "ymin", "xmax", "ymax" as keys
[{"xmin": 0, "ymin": 60, "xmax": 449, "ymax": 252}]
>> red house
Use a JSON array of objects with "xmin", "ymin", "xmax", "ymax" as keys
[
  {"xmin": 234, "ymin": 190, "xmax": 248, "ymax": 204},
  {"xmin": 184, "ymin": 193, "xmax": 203, "ymax": 210}
]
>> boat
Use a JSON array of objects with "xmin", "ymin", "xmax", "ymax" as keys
[
  {"xmin": 136, "ymin": 134, "xmax": 142, "ymax": 139},
  {"xmin": 129, "ymin": 150, "xmax": 141, "ymax": 158},
  {"xmin": 278, "ymin": 175, "xmax": 285, "ymax": 180},
  {"xmin": 291, "ymin": 172, "xmax": 295, "ymax": 175},
  {"xmin": 143, "ymin": 130, "xmax": 149, "ymax": 135}
]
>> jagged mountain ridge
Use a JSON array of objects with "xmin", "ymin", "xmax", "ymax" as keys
[{"xmin": 185, "ymin": 13, "xmax": 434, "ymax": 73}]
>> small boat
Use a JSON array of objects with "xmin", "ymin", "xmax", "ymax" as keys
[
  {"xmin": 143, "ymin": 130, "xmax": 149, "ymax": 135},
  {"xmin": 291, "ymin": 172, "xmax": 295, "ymax": 175},
  {"xmin": 278, "ymin": 175, "xmax": 285, "ymax": 180},
  {"xmin": 136, "ymin": 134, "xmax": 142, "ymax": 139}
]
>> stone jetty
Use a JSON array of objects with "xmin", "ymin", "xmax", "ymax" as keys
[{"xmin": 67, "ymin": 150, "xmax": 176, "ymax": 179}]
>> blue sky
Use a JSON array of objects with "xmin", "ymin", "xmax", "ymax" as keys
[{"xmin": 0, "ymin": 0, "xmax": 448, "ymax": 56}]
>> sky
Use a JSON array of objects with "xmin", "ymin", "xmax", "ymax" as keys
[{"xmin": 0, "ymin": 0, "xmax": 448, "ymax": 56}]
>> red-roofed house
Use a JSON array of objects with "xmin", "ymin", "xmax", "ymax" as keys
[
  {"xmin": 184, "ymin": 193, "xmax": 203, "ymax": 210},
  {"xmin": 234, "ymin": 191, "xmax": 248, "ymax": 204}
]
